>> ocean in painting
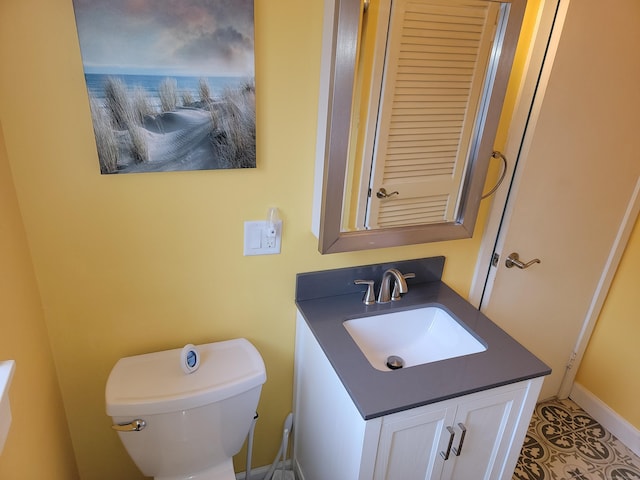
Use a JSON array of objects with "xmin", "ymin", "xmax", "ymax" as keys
[{"xmin": 85, "ymin": 73, "xmax": 247, "ymax": 106}]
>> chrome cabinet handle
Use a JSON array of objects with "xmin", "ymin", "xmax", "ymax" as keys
[
  {"xmin": 440, "ymin": 426, "xmax": 456, "ymax": 460},
  {"xmin": 452, "ymin": 423, "xmax": 467, "ymax": 456},
  {"xmin": 376, "ymin": 188, "xmax": 399, "ymax": 199},
  {"xmin": 112, "ymin": 419, "xmax": 146, "ymax": 432},
  {"xmin": 505, "ymin": 252, "xmax": 541, "ymax": 269}
]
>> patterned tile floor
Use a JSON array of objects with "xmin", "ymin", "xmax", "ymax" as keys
[{"xmin": 513, "ymin": 398, "xmax": 640, "ymax": 480}]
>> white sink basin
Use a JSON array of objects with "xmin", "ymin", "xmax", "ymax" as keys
[{"xmin": 344, "ymin": 307, "xmax": 486, "ymax": 371}]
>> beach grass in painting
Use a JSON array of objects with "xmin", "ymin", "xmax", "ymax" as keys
[{"xmin": 87, "ymin": 75, "xmax": 255, "ymax": 173}]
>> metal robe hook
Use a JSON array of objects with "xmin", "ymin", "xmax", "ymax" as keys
[{"xmin": 481, "ymin": 151, "xmax": 508, "ymax": 199}]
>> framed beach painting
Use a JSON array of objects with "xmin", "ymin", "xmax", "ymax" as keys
[{"xmin": 72, "ymin": 0, "xmax": 256, "ymax": 174}]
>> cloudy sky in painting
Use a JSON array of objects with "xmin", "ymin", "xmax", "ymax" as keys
[{"xmin": 72, "ymin": 0, "xmax": 254, "ymax": 77}]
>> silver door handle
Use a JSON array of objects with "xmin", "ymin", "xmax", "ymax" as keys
[
  {"xmin": 376, "ymin": 188, "xmax": 399, "ymax": 199},
  {"xmin": 505, "ymin": 252, "xmax": 541, "ymax": 269},
  {"xmin": 112, "ymin": 419, "xmax": 146, "ymax": 432}
]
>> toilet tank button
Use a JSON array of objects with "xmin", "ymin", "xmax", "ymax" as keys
[{"xmin": 181, "ymin": 344, "xmax": 201, "ymax": 374}]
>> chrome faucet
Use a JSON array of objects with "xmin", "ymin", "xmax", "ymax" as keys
[
  {"xmin": 377, "ymin": 268, "xmax": 413, "ymax": 303},
  {"xmin": 354, "ymin": 268, "xmax": 416, "ymax": 304}
]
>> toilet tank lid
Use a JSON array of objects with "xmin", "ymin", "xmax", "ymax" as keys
[{"xmin": 106, "ymin": 338, "xmax": 266, "ymax": 416}]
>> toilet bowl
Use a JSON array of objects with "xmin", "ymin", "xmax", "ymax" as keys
[{"xmin": 106, "ymin": 338, "xmax": 266, "ymax": 480}]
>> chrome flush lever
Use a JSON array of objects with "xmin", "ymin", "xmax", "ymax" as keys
[
  {"xmin": 112, "ymin": 419, "xmax": 146, "ymax": 432},
  {"xmin": 505, "ymin": 252, "xmax": 541, "ymax": 269}
]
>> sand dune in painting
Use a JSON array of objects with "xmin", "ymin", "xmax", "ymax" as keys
[
  {"xmin": 89, "ymin": 77, "xmax": 256, "ymax": 174},
  {"xmin": 118, "ymin": 108, "xmax": 220, "ymax": 173}
]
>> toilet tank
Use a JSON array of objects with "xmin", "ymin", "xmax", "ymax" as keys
[
  {"xmin": 105, "ymin": 338, "xmax": 266, "ymax": 478},
  {"xmin": 106, "ymin": 338, "xmax": 266, "ymax": 417}
]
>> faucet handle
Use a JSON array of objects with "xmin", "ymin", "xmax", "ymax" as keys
[
  {"xmin": 354, "ymin": 279, "xmax": 376, "ymax": 305},
  {"xmin": 391, "ymin": 273, "xmax": 416, "ymax": 301}
]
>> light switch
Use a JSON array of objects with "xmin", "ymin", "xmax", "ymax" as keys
[
  {"xmin": 248, "ymin": 224, "xmax": 262, "ymax": 249},
  {"xmin": 243, "ymin": 220, "xmax": 282, "ymax": 256}
]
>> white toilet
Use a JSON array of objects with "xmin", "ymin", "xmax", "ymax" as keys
[{"xmin": 106, "ymin": 338, "xmax": 266, "ymax": 480}]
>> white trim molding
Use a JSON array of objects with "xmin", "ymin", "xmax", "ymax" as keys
[
  {"xmin": 570, "ymin": 382, "xmax": 640, "ymax": 458},
  {"xmin": 557, "ymin": 177, "xmax": 640, "ymax": 398}
]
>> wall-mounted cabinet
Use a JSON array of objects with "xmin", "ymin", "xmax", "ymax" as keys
[{"xmin": 312, "ymin": 0, "xmax": 528, "ymax": 253}]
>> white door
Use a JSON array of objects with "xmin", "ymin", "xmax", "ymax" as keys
[
  {"xmin": 364, "ymin": 0, "xmax": 502, "ymax": 229},
  {"xmin": 478, "ymin": 0, "xmax": 640, "ymax": 401}
]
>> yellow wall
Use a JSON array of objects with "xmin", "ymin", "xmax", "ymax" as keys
[
  {"xmin": 575, "ymin": 215, "xmax": 640, "ymax": 429},
  {"xmin": 0, "ymin": 123, "xmax": 79, "ymax": 477},
  {"xmin": 0, "ymin": 0, "xmax": 538, "ymax": 479}
]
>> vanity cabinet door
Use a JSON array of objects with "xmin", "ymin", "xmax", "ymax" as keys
[
  {"xmin": 373, "ymin": 383, "xmax": 529, "ymax": 480},
  {"xmin": 373, "ymin": 404, "xmax": 455, "ymax": 480},
  {"xmin": 441, "ymin": 385, "xmax": 528, "ymax": 480}
]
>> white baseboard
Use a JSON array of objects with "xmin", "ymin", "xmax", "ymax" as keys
[
  {"xmin": 236, "ymin": 459, "xmax": 293, "ymax": 480},
  {"xmin": 570, "ymin": 382, "xmax": 640, "ymax": 457}
]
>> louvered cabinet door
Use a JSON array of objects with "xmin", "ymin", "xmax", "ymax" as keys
[{"xmin": 366, "ymin": 0, "xmax": 500, "ymax": 229}]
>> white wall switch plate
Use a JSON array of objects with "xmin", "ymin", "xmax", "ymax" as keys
[{"xmin": 243, "ymin": 220, "xmax": 282, "ymax": 255}]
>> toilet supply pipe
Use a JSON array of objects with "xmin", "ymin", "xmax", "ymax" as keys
[
  {"xmin": 245, "ymin": 412, "xmax": 259, "ymax": 480},
  {"xmin": 263, "ymin": 413, "xmax": 293, "ymax": 480},
  {"xmin": 271, "ymin": 419, "xmax": 292, "ymax": 480}
]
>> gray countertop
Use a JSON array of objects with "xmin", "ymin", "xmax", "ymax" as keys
[{"xmin": 295, "ymin": 257, "xmax": 551, "ymax": 420}]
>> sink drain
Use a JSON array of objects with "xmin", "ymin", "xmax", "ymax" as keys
[{"xmin": 386, "ymin": 355, "xmax": 405, "ymax": 370}]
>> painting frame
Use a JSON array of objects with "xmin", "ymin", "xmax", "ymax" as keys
[{"xmin": 72, "ymin": 0, "xmax": 257, "ymax": 174}]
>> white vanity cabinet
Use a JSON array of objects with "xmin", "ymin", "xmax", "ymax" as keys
[
  {"xmin": 293, "ymin": 313, "xmax": 542, "ymax": 480},
  {"xmin": 374, "ymin": 383, "xmax": 530, "ymax": 479}
]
